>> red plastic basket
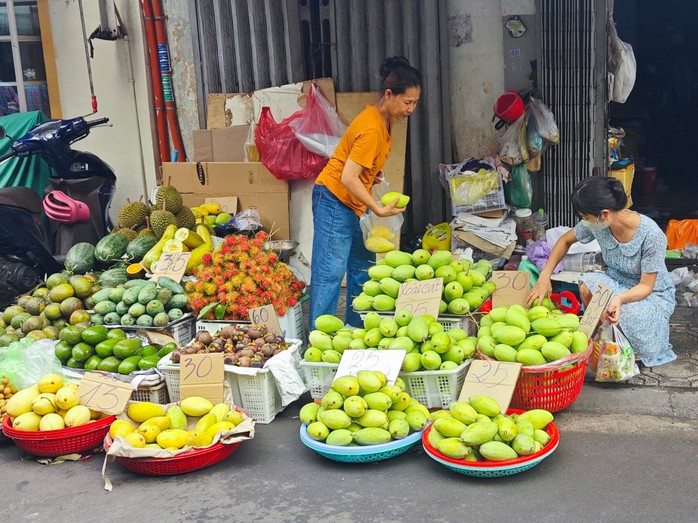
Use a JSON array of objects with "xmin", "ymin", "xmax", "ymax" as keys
[
  {"xmin": 2, "ymin": 414, "xmax": 116, "ymax": 457},
  {"xmin": 479, "ymin": 292, "xmax": 580, "ymax": 315},
  {"xmin": 104, "ymin": 434, "xmax": 241, "ymax": 476},
  {"xmin": 477, "ymin": 341, "xmax": 592, "ymax": 413},
  {"xmin": 422, "ymin": 409, "xmax": 560, "ymax": 477}
]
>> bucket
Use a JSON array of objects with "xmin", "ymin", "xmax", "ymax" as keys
[
  {"xmin": 562, "ymin": 252, "xmax": 605, "ymax": 273},
  {"xmin": 641, "ymin": 167, "xmax": 657, "ymax": 196}
]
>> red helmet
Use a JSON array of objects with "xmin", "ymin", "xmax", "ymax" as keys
[{"xmin": 43, "ymin": 190, "xmax": 90, "ymax": 224}]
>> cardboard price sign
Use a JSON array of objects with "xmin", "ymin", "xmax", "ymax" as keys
[
  {"xmin": 394, "ymin": 278, "xmax": 443, "ymax": 319},
  {"xmin": 458, "ymin": 360, "xmax": 522, "ymax": 413},
  {"xmin": 152, "ymin": 252, "xmax": 191, "ymax": 283},
  {"xmin": 579, "ymin": 283, "xmax": 613, "ymax": 338},
  {"xmin": 78, "ymin": 372, "xmax": 133, "ymax": 415},
  {"xmin": 335, "ymin": 350, "xmax": 406, "ymax": 385},
  {"xmin": 491, "ymin": 271, "xmax": 531, "ymax": 307},
  {"xmin": 249, "ymin": 304, "xmax": 282, "ymax": 336},
  {"xmin": 179, "ymin": 353, "xmax": 224, "ymax": 404}
]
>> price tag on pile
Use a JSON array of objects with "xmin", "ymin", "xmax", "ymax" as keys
[
  {"xmin": 335, "ymin": 350, "xmax": 406, "ymax": 386},
  {"xmin": 578, "ymin": 283, "xmax": 612, "ymax": 338},
  {"xmin": 491, "ymin": 271, "xmax": 531, "ymax": 307},
  {"xmin": 394, "ymin": 278, "xmax": 443, "ymax": 319},
  {"xmin": 458, "ymin": 360, "xmax": 522, "ymax": 413},
  {"xmin": 179, "ymin": 353, "xmax": 224, "ymax": 404},
  {"xmin": 249, "ymin": 304, "xmax": 283, "ymax": 336},
  {"xmin": 151, "ymin": 252, "xmax": 191, "ymax": 283},
  {"xmin": 78, "ymin": 372, "xmax": 133, "ymax": 415}
]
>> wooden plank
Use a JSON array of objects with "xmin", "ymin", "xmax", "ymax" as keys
[
  {"xmin": 231, "ymin": 0, "xmax": 254, "ymax": 93},
  {"xmin": 348, "ymin": 0, "xmax": 368, "ymax": 91},
  {"xmin": 264, "ymin": 0, "xmax": 288, "ymax": 87},
  {"xmin": 333, "ymin": 0, "xmax": 351, "ymax": 91},
  {"xmin": 281, "ymin": 0, "xmax": 304, "ymax": 83},
  {"xmin": 213, "ymin": 0, "xmax": 236, "ymax": 93},
  {"xmin": 384, "ymin": 0, "xmax": 404, "ymax": 59},
  {"xmin": 198, "ymin": 0, "xmax": 221, "ymax": 94},
  {"xmin": 248, "ymin": 0, "xmax": 270, "ymax": 88}
]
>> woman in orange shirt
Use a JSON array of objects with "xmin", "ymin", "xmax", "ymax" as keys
[{"xmin": 310, "ymin": 57, "xmax": 421, "ymax": 329}]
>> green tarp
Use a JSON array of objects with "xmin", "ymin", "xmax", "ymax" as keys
[{"xmin": 0, "ymin": 111, "xmax": 54, "ymax": 196}]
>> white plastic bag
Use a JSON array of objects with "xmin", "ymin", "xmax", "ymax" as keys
[{"xmin": 609, "ymin": 22, "xmax": 636, "ymax": 103}]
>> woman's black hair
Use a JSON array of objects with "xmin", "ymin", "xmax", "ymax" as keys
[
  {"xmin": 379, "ymin": 56, "xmax": 422, "ymax": 95},
  {"xmin": 571, "ymin": 176, "xmax": 628, "ymax": 217}
]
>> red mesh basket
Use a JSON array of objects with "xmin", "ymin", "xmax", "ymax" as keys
[
  {"xmin": 477, "ymin": 341, "xmax": 592, "ymax": 413},
  {"xmin": 104, "ymin": 434, "xmax": 241, "ymax": 476},
  {"xmin": 2, "ymin": 414, "xmax": 116, "ymax": 457}
]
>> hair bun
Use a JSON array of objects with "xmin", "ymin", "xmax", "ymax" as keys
[
  {"xmin": 380, "ymin": 56, "xmax": 411, "ymax": 77},
  {"xmin": 607, "ymin": 177, "xmax": 628, "ymax": 207}
]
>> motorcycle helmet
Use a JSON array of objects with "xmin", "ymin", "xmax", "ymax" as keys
[{"xmin": 42, "ymin": 190, "xmax": 90, "ymax": 224}]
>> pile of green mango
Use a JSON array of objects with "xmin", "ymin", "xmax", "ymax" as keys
[
  {"xmin": 477, "ymin": 303, "xmax": 589, "ymax": 366},
  {"xmin": 54, "ymin": 324, "xmax": 177, "ymax": 374},
  {"xmin": 351, "ymin": 249, "xmax": 494, "ymax": 315},
  {"xmin": 305, "ymin": 312, "xmax": 476, "ymax": 372},
  {"xmin": 300, "ymin": 370, "xmax": 431, "ymax": 446},
  {"xmin": 427, "ymin": 395, "xmax": 554, "ymax": 462}
]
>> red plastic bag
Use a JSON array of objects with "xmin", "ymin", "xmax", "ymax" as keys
[{"xmin": 255, "ymin": 84, "xmax": 343, "ymax": 181}]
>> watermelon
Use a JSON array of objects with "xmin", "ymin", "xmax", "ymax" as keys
[
  {"xmin": 99, "ymin": 267, "xmax": 129, "ymax": 287},
  {"xmin": 125, "ymin": 236, "xmax": 158, "ymax": 262},
  {"xmin": 94, "ymin": 233, "xmax": 129, "ymax": 264},
  {"xmin": 64, "ymin": 242, "xmax": 96, "ymax": 274}
]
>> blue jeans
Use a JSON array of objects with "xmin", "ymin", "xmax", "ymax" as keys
[{"xmin": 310, "ymin": 185, "xmax": 375, "ymax": 330}]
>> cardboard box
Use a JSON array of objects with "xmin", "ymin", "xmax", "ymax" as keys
[
  {"xmin": 161, "ymin": 162, "xmax": 290, "ymax": 239},
  {"xmin": 192, "ymin": 126, "xmax": 250, "ymax": 162}
]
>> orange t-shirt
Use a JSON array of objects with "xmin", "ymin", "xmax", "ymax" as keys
[{"xmin": 316, "ymin": 104, "xmax": 391, "ymax": 216}]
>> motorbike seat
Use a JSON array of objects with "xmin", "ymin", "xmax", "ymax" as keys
[{"xmin": 0, "ymin": 186, "xmax": 43, "ymax": 214}]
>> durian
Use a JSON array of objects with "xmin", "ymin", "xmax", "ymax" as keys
[
  {"xmin": 116, "ymin": 228, "xmax": 138, "ymax": 242},
  {"xmin": 155, "ymin": 186, "xmax": 183, "ymax": 214},
  {"xmin": 174, "ymin": 206, "xmax": 196, "ymax": 230},
  {"xmin": 117, "ymin": 197, "xmax": 148, "ymax": 228},
  {"xmin": 150, "ymin": 201, "xmax": 178, "ymax": 239},
  {"xmin": 137, "ymin": 228, "xmax": 155, "ymax": 238}
]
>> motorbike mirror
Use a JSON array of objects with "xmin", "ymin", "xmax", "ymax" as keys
[{"xmin": 0, "ymin": 126, "xmax": 13, "ymax": 141}]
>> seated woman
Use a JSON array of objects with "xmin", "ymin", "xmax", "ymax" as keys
[{"xmin": 528, "ymin": 176, "xmax": 676, "ymax": 367}]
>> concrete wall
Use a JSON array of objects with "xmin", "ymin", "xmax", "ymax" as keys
[
  {"xmin": 48, "ymin": 1, "xmax": 156, "ymax": 221},
  {"xmin": 447, "ymin": 0, "xmax": 506, "ymax": 160}
]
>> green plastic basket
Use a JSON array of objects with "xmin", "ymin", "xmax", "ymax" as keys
[{"xmin": 299, "ymin": 425, "xmax": 422, "ymax": 463}]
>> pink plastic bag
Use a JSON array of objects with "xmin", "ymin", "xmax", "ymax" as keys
[{"xmin": 255, "ymin": 84, "xmax": 343, "ymax": 181}]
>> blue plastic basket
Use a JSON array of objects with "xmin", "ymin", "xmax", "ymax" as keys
[
  {"xmin": 299, "ymin": 425, "xmax": 422, "ymax": 463},
  {"xmin": 424, "ymin": 446, "xmax": 556, "ymax": 477}
]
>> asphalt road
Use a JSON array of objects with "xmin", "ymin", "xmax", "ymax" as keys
[{"xmin": 2, "ymin": 383, "xmax": 698, "ymax": 523}]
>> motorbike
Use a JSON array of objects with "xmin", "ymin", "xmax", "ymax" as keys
[{"xmin": 0, "ymin": 115, "xmax": 116, "ymax": 307}]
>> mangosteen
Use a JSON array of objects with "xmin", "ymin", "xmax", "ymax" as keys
[
  {"xmin": 224, "ymin": 354, "xmax": 235, "ymax": 365},
  {"xmin": 250, "ymin": 359, "xmax": 264, "ymax": 368},
  {"xmin": 220, "ymin": 326, "xmax": 237, "ymax": 339},
  {"xmin": 274, "ymin": 334, "xmax": 285, "ymax": 345},
  {"xmin": 264, "ymin": 333, "xmax": 276, "ymax": 344},
  {"xmin": 261, "ymin": 344, "xmax": 275, "ymax": 358},
  {"xmin": 195, "ymin": 330, "xmax": 213, "ymax": 345},
  {"xmin": 239, "ymin": 355, "xmax": 252, "ymax": 367},
  {"xmin": 239, "ymin": 348, "xmax": 254, "ymax": 358},
  {"xmin": 272, "ymin": 349, "xmax": 282, "ymax": 356},
  {"xmin": 235, "ymin": 342, "xmax": 246, "ymax": 352},
  {"xmin": 171, "ymin": 349, "xmax": 182, "ymax": 363},
  {"xmin": 240, "ymin": 325, "xmax": 250, "ymax": 334},
  {"xmin": 248, "ymin": 328, "xmax": 262, "ymax": 340}
]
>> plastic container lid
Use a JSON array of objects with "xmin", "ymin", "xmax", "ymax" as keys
[
  {"xmin": 515, "ymin": 208, "xmax": 532, "ymax": 218},
  {"xmin": 533, "ymin": 208, "xmax": 548, "ymax": 224}
]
